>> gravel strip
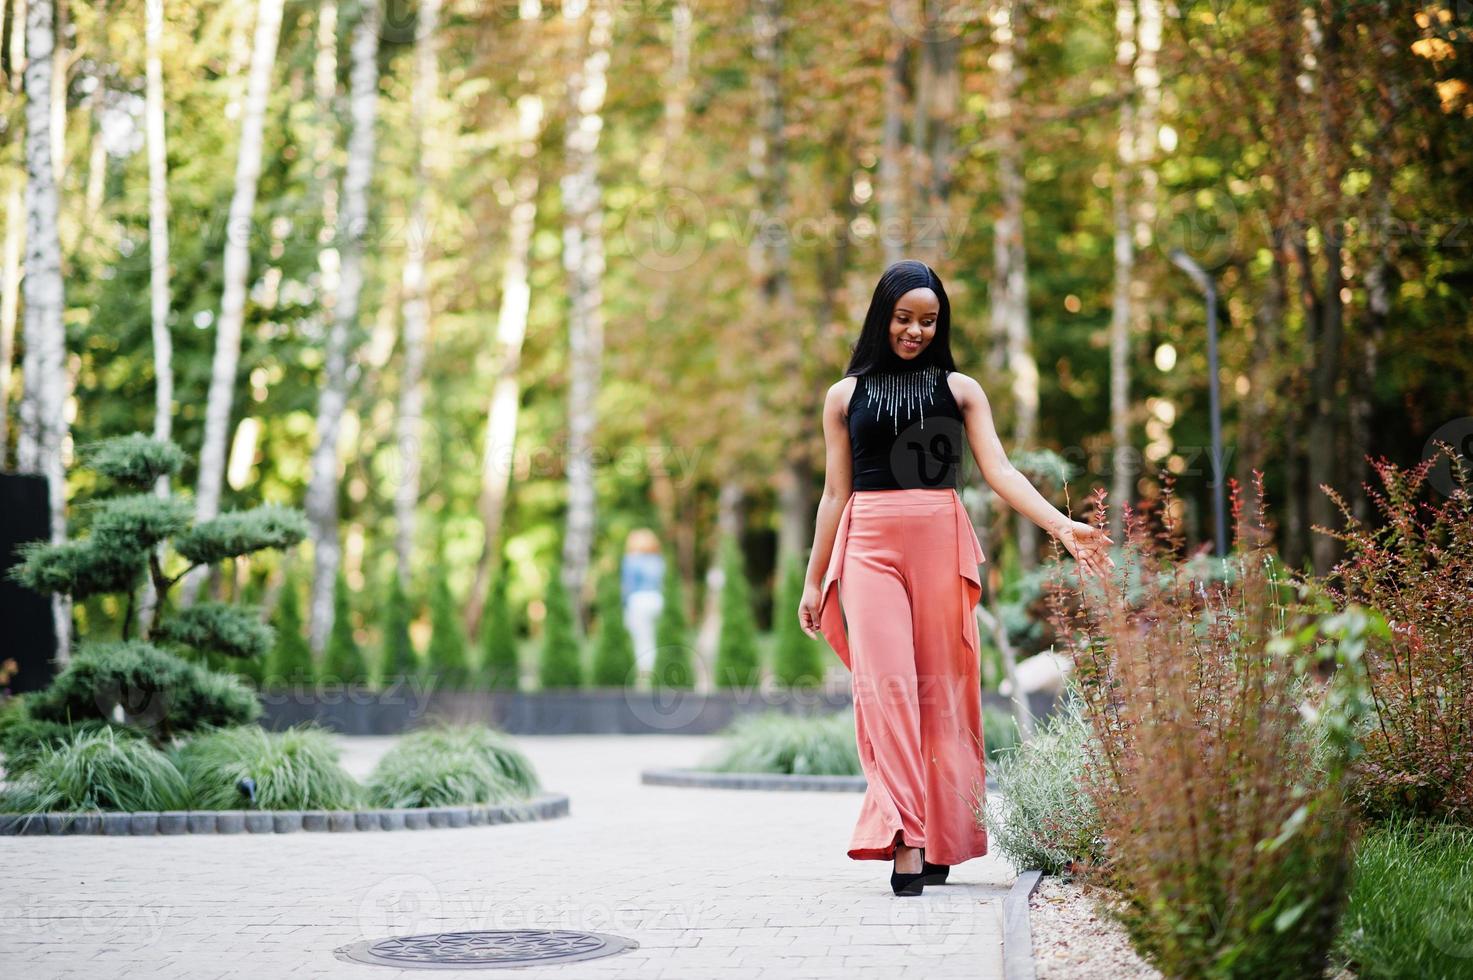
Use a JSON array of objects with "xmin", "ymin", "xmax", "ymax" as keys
[
  {"xmin": 1029, "ymin": 874, "xmax": 1358, "ymax": 979},
  {"xmin": 1029, "ymin": 875, "xmax": 1161, "ymax": 980}
]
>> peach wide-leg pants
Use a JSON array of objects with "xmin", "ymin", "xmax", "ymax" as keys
[{"xmin": 816, "ymin": 488, "xmax": 990, "ymax": 866}]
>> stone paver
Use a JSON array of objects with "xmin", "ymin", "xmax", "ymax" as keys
[{"xmin": 1, "ymin": 734, "xmax": 1014, "ymax": 978}]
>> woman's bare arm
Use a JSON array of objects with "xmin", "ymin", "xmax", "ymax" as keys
[
  {"xmin": 949, "ymin": 372, "xmax": 1114, "ymax": 576},
  {"xmin": 800, "ymin": 379, "xmax": 855, "ymax": 633}
]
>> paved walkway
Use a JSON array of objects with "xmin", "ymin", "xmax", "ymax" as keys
[{"xmin": 2, "ymin": 734, "xmax": 1015, "ymax": 979}]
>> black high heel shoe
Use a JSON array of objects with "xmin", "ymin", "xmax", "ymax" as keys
[
  {"xmin": 920, "ymin": 859, "xmax": 950, "ymax": 885},
  {"xmin": 890, "ymin": 842, "xmax": 925, "ymax": 896}
]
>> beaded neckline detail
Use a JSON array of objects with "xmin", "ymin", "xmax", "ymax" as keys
[{"xmin": 860, "ymin": 364, "xmax": 945, "ymax": 435}]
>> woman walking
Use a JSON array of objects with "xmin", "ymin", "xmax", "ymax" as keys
[{"xmin": 798, "ymin": 260, "xmax": 1113, "ymax": 897}]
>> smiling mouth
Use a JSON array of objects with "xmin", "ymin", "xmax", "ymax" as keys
[{"xmin": 900, "ymin": 338, "xmax": 922, "ymax": 350}]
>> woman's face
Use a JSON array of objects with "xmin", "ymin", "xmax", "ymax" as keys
[{"xmin": 888, "ymin": 287, "xmax": 940, "ymax": 361}]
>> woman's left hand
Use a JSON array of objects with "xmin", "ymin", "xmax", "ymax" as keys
[{"xmin": 1053, "ymin": 520, "xmax": 1115, "ymax": 579}]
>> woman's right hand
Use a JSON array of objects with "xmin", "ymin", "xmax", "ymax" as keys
[{"xmin": 799, "ymin": 581, "xmax": 824, "ymax": 638}]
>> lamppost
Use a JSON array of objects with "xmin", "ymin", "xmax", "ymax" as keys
[{"xmin": 1168, "ymin": 248, "xmax": 1227, "ymax": 557}]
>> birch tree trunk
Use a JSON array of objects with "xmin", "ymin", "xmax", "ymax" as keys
[
  {"xmin": 749, "ymin": 0, "xmax": 809, "ymax": 571},
  {"xmin": 878, "ymin": 40, "xmax": 908, "ymax": 268},
  {"xmin": 307, "ymin": 0, "xmax": 380, "ymax": 654},
  {"xmin": 559, "ymin": 0, "xmax": 614, "ymax": 633},
  {"xmin": 695, "ymin": 480, "xmax": 743, "ymax": 689},
  {"xmin": 180, "ymin": 0, "xmax": 284, "ymax": 608},
  {"xmin": 136, "ymin": 0, "xmax": 176, "ymax": 634},
  {"xmin": 0, "ymin": 185, "xmax": 20, "ymax": 463},
  {"xmin": 988, "ymin": 0, "xmax": 1040, "ymax": 568},
  {"xmin": 144, "ymin": 0, "xmax": 173, "ymax": 460},
  {"xmin": 910, "ymin": 0, "xmax": 959, "ymax": 270},
  {"xmin": 1130, "ymin": 0, "xmax": 1160, "ymax": 510},
  {"xmin": 393, "ymin": 0, "xmax": 442, "ymax": 586},
  {"xmin": 465, "ymin": 2, "xmax": 546, "ymax": 638},
  {"xmin": 18, "ymin": 0, "xmax": 72, "ymax": 662},
  {"xmin": 1108, "ymin": 0, "xmax": 1136, "ymax": 545}
]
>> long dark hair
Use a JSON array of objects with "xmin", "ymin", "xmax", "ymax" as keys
[{"xmin": 843, "ymin": 259, "xmax": 957, "ymax": 377}]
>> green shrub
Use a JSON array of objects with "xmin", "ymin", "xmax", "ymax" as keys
[
  {"xmin": 590, "ymin": 566, "xmax": 636, "ymax": 687},
  {"xmin": 364, "ymin": 723, "xmax": 539, "ymax": 807},
  {"xmin": 771, "ymin": 553, "xmax": 826, "ymax": 688},
  {"xmin": 477, "ymin": 566, "xmax": 520, "ymax": 690},
  {"xmin": 82, "ymin": 433, "xmax": 185, "ymax": 488},
  {"xmin": 537, "ymin": 565, "xmax": 583, "ymax": 689},
  {"xmin": 150, "ymin": 601, "xmax": 274, "ymax": 662},
  {"xmin": 4, "ymin": 431, "xmax": 299, "ymax": 751},
  {"xmin": 378, "ymin": 571, "xmax": 419, "ymax": 687},
  {"xmin": 0, "ymin": 726, "xmax": 189, "ymax": 813},
  {"xmin": 171, "ymin": 724, "xmax": 362, "ymax": 810},
  {"xmin": 172, "ymin": 504, "xmax": 310, "ymax": 566},
  {"xmin": 27, "ymin": 640, "xmax": 261, "ymax": 742},
  {"xmin": 713, "ymin": 536, "xmax": 759, "ymax": 689},
  {"xmin": 984, "ymin": 689, "xmax": 1105, "ymax": 875},
  {"xmin": 322, "ymin": 570, "xmax": 370, "ymax": 685},
  {"xmin": 981, "ymin": 702, "xmax": 1022, "ymax": 763},
  {"xmin": 652, "ymin": 548, "xmax": 694, "ymax": 690},
  {"xmin": 703, "ymin": 710, "xmax": 860, "ymax": 776},
  {"xmin": 425, "ymin": 573, "xmax": 471, "ymax": 691},
  {"xmin": 1333, "ymin": 814, "xmax": 1473, "ymax": 979},
  {"xmin": 264, "ymin": 573, "xmax": 314, "ymax": 687}
]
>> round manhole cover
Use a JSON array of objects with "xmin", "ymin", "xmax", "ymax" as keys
[{"xmin": 335, "ymin": 929, "xmax": 638, "ymax": 970}]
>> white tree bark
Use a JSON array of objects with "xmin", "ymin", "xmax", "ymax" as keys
[
  {"xmin": 748, "ymin": 0, "xmax": 809, "ymax": 571},
  {"xmin": 307, "ymin": 0, "xmax": 380, "ymax": 654},
  {"xmin": 1108, "ymin": 0, "xmax": 1137, "ymax": 545},
  {"xmin": 879, "ymin": 40, "xmax": 907, "ymax": 267},
  {"xmin": 136, "ymin": 0, "xmax": 177, "ymax": 635},
  {"xmin": 17, "ymin": 0, "xmax": 73, "ymax": 662},
  {"xmin": 145, "ymin": 0, "xmax": 173, "ymax": 456},
  {"xmin": 558, "ymin": 0, "xmax": 614, "ymax": 632},
  {"xmin": 0, "ymin": 185, "xmax": 21, "ymax": 463},
  {"xmin": 466, "ymin": 80, "xmax": 544, "ymax": 638},
  {"xmin": 988, "ymin": 0, "xmax": 1040, "ymax": 568},
  {"xmin": 393, "ymin": 0, "xmax": 442, "ymax": 586},
  {"xmin": 180, "ymin": 0, "xmax": 284, "ymax": 608}
]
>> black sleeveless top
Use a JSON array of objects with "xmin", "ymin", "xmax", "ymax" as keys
[{"xmin": 847, "ymin": 363, "xmax": 966, "ymax": 490}]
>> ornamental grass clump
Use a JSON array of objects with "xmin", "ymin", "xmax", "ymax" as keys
[
  {"xmin": 1311, "ymin": 442, "xmax": 1473, "ymax": 825},
  {"xmin": 0, "ymin": 726, "xmax": 189, "ymax": 813},
  {"xmin": 364, "ymin": 723, "xmax": 540, "ymax": 808},
  {"xmin": 1044, "ymin": 472, "xmax": 1372, "ymax": 980},
  {"xmin": 171, "ymin": 724, "xmax": 363, "ymax": 811},
  {"xmin": 703, "ymin": 710, "xmax": 860, "ymax": 776}
]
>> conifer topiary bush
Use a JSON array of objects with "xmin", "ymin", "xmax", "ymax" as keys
[
  {"xmin": 652, "ymin": 547, "xmax": 695, "ymax": 690},
  {"xmin": 590, "ymin": 564, "xmax": 636, "ymax": 687},
  {"xmin": 713, "ymin": 535, "xmax": 759, "ymax": 689},
  {"xmin": 772, "ymin": 552, "xmax": 826, "ymax": 688},
  {"xmin": 264, "ymin": 570, "xmax": 314, "ymax": 688},
  {"xmin": 426, "ymin": 573, "xmax": 471, "ymax": 691},
  {"xmin": 538, "ymin": 562, "xmax": 583, "ymax": 689},
  {"xmin": 7, "ymin": 434, "xmax": 306, "ymax": 747},
  {"xmin": 322, "ymin": 570, "xmax": 370, "ymax": 686},
  {"xmin": 378, "ymin": 570, "xmax": 419, "ymax": 688},
  {"xmin": 477, "ymin": 563, "xmax": 520, "ymax": 690}
]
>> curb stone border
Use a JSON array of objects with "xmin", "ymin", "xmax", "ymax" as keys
[
  {"xmin": 640, "ymin": 767, "xmax": 1000, "ymax": 793},
  {"xmin": 0, "ymin": 791, "xmax": 569, "ymax": 836},
  {"xmin": 1002, "ymin": 868, "xmax": 1045, "ymax": 980}
]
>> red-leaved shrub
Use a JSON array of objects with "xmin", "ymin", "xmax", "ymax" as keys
[
  {"xmin": 1045, "ymin": 472, "xmax": 1366, "ymax": 979},
  {"xmin": 1310, "ymin": 441, "xmax": 1473, "ymax": 825}
]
